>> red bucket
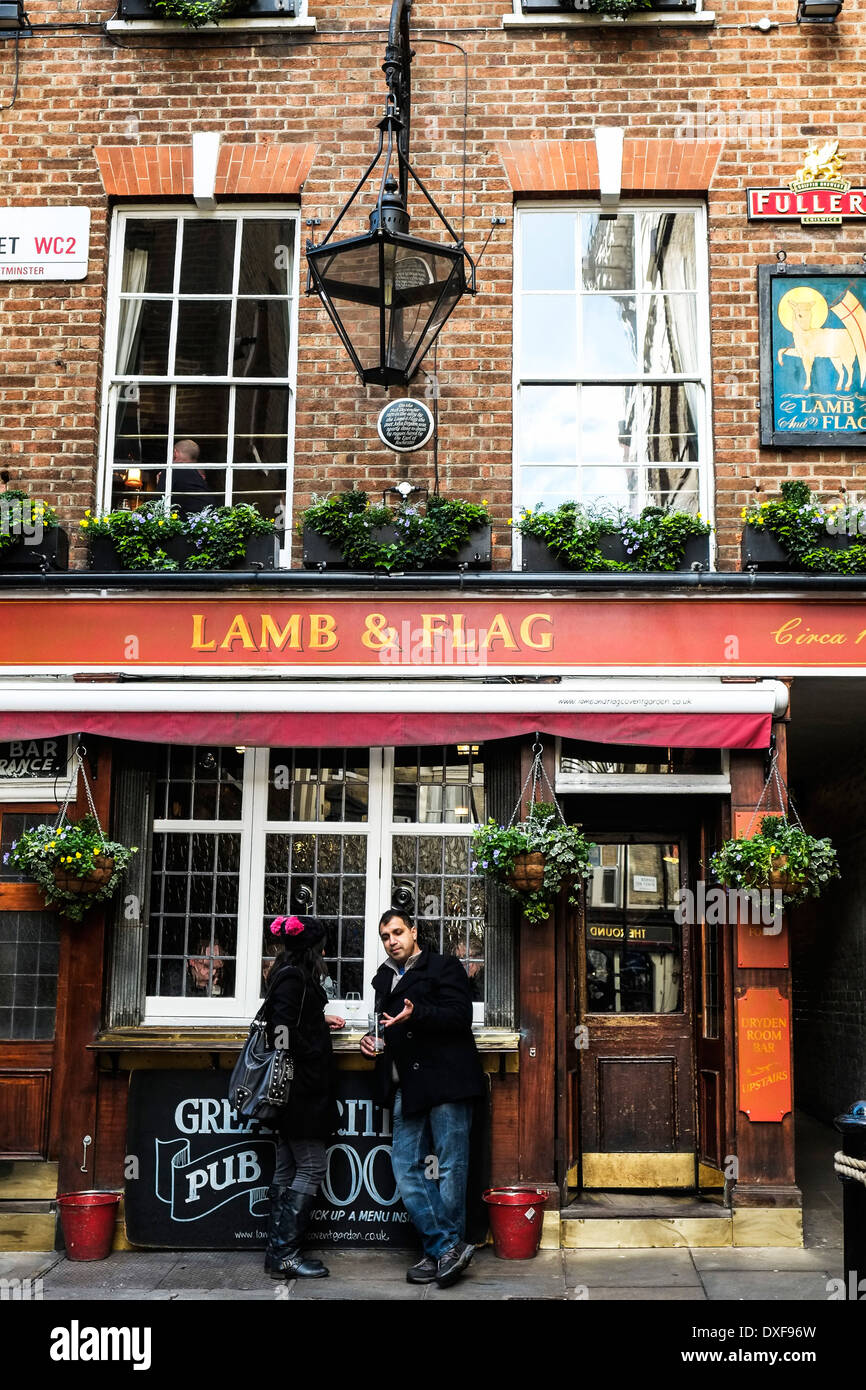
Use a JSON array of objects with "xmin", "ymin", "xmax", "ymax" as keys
[
  {"xmin": 483, "ymin": 1187, "xmax": 548, "ymax": 1260},
  {"xmin": 56, "ymin": 1191, "xmax": 121, "ymax": 1261}
]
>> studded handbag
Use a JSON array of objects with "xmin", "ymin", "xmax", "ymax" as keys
[{"xmin": 228, "ymin": 975, "xmax": 306, "ymax": 1125}]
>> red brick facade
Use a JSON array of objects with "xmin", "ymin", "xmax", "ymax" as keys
[{"xmin": 2, "ymin": 2, "xmax": 865, "ymax": 568}]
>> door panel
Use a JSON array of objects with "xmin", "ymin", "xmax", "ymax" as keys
[{"xmin": 577, "ymin": 836, "xmax": 696, "ymax": 1189}]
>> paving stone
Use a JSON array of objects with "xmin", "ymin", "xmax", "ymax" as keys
[
  {"xmin": 699, "ymin": 1271, "xmax": 835, "ymax": 1301},
  {"xmin": 0, "ymin": 1253, "xmax": 60, "ymax": 1281},
  {"xmin": 564, "ymin": 1248, "xmax": 702, "ymax": 1287},
  {"xmin": 150, "ymin": 1253, "xmax": 267, "ymax": 1291},
  {"xmin": 691, "ymin": 1246, "xmax": 840, "ymax": 1274},
  {"xmin": 587, "ymin": 1285, "xmax": 708, "ymax": 1301},
  {"xmin": 46, "ymin": 1253, "xmax": 183, "ymax": 1291},
  {"xmin": 288, "ymin": 1281, "xmax": 427, "ymax": 1300}
]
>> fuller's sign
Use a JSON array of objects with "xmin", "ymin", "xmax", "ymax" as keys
[
  {"xmin": 748, "ymin": 141, "xmax": 866, "ymax": 226},
  {"xmin": 0, "ymin": 207, "xmax": 90, "ymax": 280}
]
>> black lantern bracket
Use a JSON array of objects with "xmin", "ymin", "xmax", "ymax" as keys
[{"xmin": 305, "ymin": 0, "xmax": 477, "ymax": 388}]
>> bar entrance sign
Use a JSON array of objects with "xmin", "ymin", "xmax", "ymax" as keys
[
  {"xmin": 376, "ymin": 398, "xmax": 434, "ymax": 453},
  {"xmin": 0, "ymin": 208, "xmax": 90, "ymax": 280}
]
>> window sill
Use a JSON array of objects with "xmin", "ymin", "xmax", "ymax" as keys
[
  {"xmin": 104, "ymin": 15, "xmax": 317, "ymax": 31},
  {"xmin": 502, "ymin": 11, "xmax": 715, "ymax": 25},
  {"xmin": 91, "ymin": 1024, "xmax": 520, "ymax": 1055}
]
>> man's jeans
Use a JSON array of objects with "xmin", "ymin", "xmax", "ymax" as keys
[{"xmin": 390, "ymin": 1090, "xmax": 472, "ymax": 1259}]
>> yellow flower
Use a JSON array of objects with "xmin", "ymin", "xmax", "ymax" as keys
[
  {"xmin": 740, "ymin": 508, "xmax": 746, "ymax": 519},
  {"xmin": 697, "ymin": 512, "xmax": 702, "ymax": 519},
  {"xmin": 75, "ymin": 852, "xmax": 82, "ymax": 859},
  {"xmin": 80, "ymin": 520, "xmax": 89, "ymax": 529},
  {"xmin": 93, "ymin": 847, "xmax": 99, "ymax": 856},
  {"xmin": 48, "ymin": 841, "xmax": 55, "ymax": 849},
  {"xmin": 158, "ymin": 520, "xmax": 164, "ymax": 527},
  {"xmin": 84, "ymin": 509, "xmax": 91, "ymax": 517}
]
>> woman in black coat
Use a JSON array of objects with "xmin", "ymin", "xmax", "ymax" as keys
[{"xmin": 262, "ymin": 915, "xmax": 343, "ymax": 1280}]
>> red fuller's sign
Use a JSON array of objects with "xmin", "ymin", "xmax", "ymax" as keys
[{"xmin": 747, "ymin": 140, "xmax": 866, "ymax": 227}]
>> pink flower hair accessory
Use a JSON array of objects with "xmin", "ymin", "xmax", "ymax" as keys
[{"xmin": 269, "ymin": 915, "xmax": 306, "ymax": 938}]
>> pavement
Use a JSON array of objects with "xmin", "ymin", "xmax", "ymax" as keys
[
  {"xmin": 0, "ymin": 1112, "xmax": 847, "ymax": 1303},
  {"xmin": 0, "ymin": 1242, "xmax": 846, "ymax": 1303}
]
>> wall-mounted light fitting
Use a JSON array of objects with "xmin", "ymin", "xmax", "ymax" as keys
[
  {"xmin": 797, "ymin": 0, "xmax": 843, "ymax": 22},
  {"xmin": 0, "ymin": 2, "xmax": 30, "ymax": 34}
]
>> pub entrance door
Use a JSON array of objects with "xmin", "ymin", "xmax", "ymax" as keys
[{"xmin": 571, "ymin": 834, "xmax": 698, "ymax": 1189}]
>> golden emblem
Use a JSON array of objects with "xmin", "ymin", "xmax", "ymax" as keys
[{"xmin": 791, "ymin": 140, "xmax": 846, "ymax": 187}]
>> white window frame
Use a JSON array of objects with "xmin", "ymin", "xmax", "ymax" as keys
[
  {"xmin": 145, "ymin": 747, "xmax": 486, "ymax": 1027},
  {"xmin": 0, "ymin": 736, "xmax": 74, "ymax": 803},
  {"xmin": 512, "ymin": 200, "xmax": 714, "ymax": 564},
  {"xmin": 98, "ymin": 205, "xmax": 301, "ymax": 554}
]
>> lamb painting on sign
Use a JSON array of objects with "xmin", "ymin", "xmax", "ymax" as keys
[{"xmin": 759, "ymin": 265, "xmax": 866, "ymax": 447}]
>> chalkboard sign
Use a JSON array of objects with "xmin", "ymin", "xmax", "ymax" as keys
[
  {"xmin": 124, "ymin": 1068, "xmax": 416, "ymax": 1250},
  {"xmin": 376, "ymin": 398, "xmax": 434, "ymax": 453}
]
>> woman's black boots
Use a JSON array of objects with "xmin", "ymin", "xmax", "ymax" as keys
[{"xmin": 264, "ymin": 1186, "xmax": 329, "ymax": 1279}]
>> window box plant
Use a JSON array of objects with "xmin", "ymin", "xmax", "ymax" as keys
[
  {"xmin": 0, "ymin": 490, "xmax": 68, "ymax": 571},
  {"xmin": 515, "ymin": 502, "xmax": 711, "ymax": 573},
  {"xmin": 740, "ymin": 480, "xmax": 866, "ymax": 574},
  {"xmin": 84, "ymin": 500, "xmax": 278, "ymax": 572},
  {"xmin": 5, "ymin": 814, "xmax": 138, "ymax": 922},
  {"xmin": 300, "ymin": 490, "xmax": 491, "ymax": 572},
  {"xmin": 117, "ymin": 0, "xmax": 299, "ymax": 25},
  {"xmin": 709, "ymin": 814, "xmax": 840, "ymax": 907},
  {"xmin": 471, "ymin": 801, "xmax": 595, "ymax": 925}
]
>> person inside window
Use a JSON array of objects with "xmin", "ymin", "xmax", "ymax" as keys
[
  {"xmin": 187, "ymin": 939, "xmax": 225, "ymax": 997},
  {"xmin": 157, "ymin": 438, "xmax": 212, "ymax": 516}
]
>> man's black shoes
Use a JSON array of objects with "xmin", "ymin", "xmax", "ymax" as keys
[
  {"xmin": 406, "ymin": 1254, "xmax": 439, "ymax": 1285},
  {"xmin": 435, "ymin": 1241, "xmax": 475, "ymax": 1288}
]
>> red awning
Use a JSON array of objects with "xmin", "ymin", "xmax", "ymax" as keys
[{"xmin": 0, "ymin": 709, "xmax": 772, "ymax": 749}]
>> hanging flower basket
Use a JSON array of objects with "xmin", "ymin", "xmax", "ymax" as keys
[
  {"xmin": 709, "ymin": 757, "xmax": 839, "ymax": 907},
  {"xmin": 4, "ymin": 750, "xmax": 137, "ymax": 922},
  {"xmin": 471, "ymin": 741, "xmax": 595, "ymax": 924},
  {"xmin": 507, "ymin": 852, "xmax": 546, "ymax": 893},
  {"xmin": 53, "ymin": 853, "xmax": 116, "ymax": 896}
]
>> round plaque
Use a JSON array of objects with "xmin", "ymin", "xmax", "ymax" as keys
[{"xmin": 376, "ymin": 398, "xmax": 435, "ymax": 454}]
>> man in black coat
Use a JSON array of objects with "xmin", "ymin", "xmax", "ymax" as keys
[{"xmin": 360, "ymin": 910, "xmax": 484, "ymax": 1289}]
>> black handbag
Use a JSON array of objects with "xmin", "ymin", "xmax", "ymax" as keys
[{"xmin": 229, "ymin": 974, "xmax": 305, "ymax": 1125}]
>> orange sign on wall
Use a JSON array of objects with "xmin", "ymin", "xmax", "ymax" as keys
[
  {"xmin": 2, "ymin": 595, "xmax": 866, "ymax": 671},
  {"xmin": 737, "ymin": 987, "xmax": 792, "ymax": 1122}
]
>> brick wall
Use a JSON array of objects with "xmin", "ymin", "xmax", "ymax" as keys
[{"xmin": 2, "ymin": 2, "xmax": 866, "ymax": 567}]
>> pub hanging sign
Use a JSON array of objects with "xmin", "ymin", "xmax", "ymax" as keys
[
  {"xmin": 748, "ymin": 142, "xmax": 866, "ymax": 225},
  {"xmin": 759, "ymin": 264, "xmax": 866, "ymax": 447}
]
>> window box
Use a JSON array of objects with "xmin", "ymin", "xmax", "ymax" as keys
[
  {"xmin": 302, "ymin": 523, "xmax": 492, "ymax": 572},
  {"xmin": 517, "ymin": 0, "xmax": 697, "ymax": 12},
  {"xmin": 88, "ymin": 533, "xmax": 278, "ymax": 572},
  {"xmin": 117, "ymin": 0, "xmax": 299, "ymax": 18},
  {"xmin": 0, "ymin": 528, "xmax": 69, "ymax": 571},
  {"xmin": 520, "ymin": 535, "xmax": 571, "ymax": 572},
  {"xmin": 520, "ymin": 530, "xmax": 709, "ymax": 572},
  {"xmin": 740, "ymin": 526, "xmax": 791, "ymax": 571}
]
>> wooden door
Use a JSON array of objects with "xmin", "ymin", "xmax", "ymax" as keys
[
  {"xmin": 576, "ymin": 835, "xmax": 697, "ymax": 1189},
  {"xmin": 555, "ymin": 886, "xmax": 581, "ymax": 1203}
]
